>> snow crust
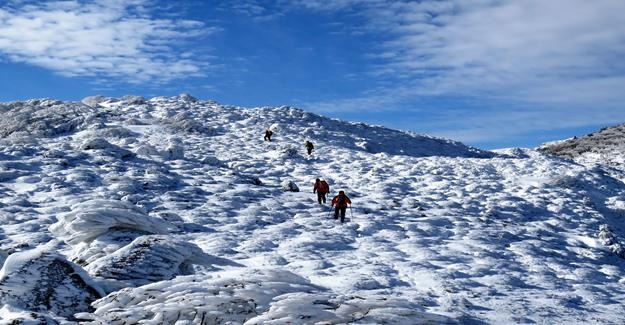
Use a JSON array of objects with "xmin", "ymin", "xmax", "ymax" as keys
[{"xmin": 1, "ymin": 96, "xmax": 625, "ymax": 323}]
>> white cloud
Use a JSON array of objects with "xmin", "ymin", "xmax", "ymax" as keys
[
  {"xmin": 0, "ymin": 0, "xmax": 216, "ymax": 83},
  {"xmin": 370, "ymin": 0, "xmax": 625, "ymax": 103},
  {"xmin": 295, "ymin": 0, "xmax": 625, "ymax": 103},
  {"xmin": 287, "ymin": 0, "xmax": 625, "ymax": 144}
]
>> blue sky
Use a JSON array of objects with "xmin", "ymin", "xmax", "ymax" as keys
[{"xmin": 1, "ymin": 0, "xmax": 624, "ymax": 149}]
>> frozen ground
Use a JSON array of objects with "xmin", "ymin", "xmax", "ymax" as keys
[{"xmin": 1, "ymin": 95, "xmax": 625, "ymax": 324}]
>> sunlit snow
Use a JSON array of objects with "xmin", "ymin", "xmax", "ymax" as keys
[{"xmin": 1, "ymin": 95, "xmax": 624, "ymax": 323}]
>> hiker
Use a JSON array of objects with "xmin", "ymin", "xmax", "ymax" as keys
[
  {"xmin": 305, "ymin": 140, "xmax": 314, "ymax": 155},
  {"xmin": 264, "ymin": 129, "xmax": 273, "ymax": 141},
  {"xmin": 331, "ymin": 190, "xmax": 352, "ymax": 223},
  {"xmin": 313, "ymin": 178, "xmax": 329, "ymax": 204}
]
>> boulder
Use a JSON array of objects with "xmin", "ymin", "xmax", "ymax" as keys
[
  {"xmin": 281, "ymin": 180, "xmax": 300, "ymax": 192},
  {"xmin": 85, "ymin": 235, "xmax": 238, "ymax": 285},
  {"xmin": 50, "ymin": 199, "xmax": 171, "ymax": 244},
  {"xmin": 0, "ymin": 248, "xmax": 103, "ymax": 320}
]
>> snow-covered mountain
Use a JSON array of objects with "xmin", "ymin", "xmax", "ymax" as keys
[
  {"xmin": 539, "ymin": 123, "xmax": 625, "ymax": 181},
  {"xmin": 1, "ymin": 96, "xmax": 624, "ymax": 324}
]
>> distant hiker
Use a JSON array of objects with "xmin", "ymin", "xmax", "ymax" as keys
[
  {"xmin": 264, "ymin": 129, "xmax": 273, "ymax": 141},
  {"xmin": 305, "ymin": 141, "xmax": 314, "ymax": 155},
  {"xmin": 331, "ymin": 190, "xmax": 352, "ymax": 223},
  {"xmin": 313, "ymin": 178, "xmax": 330, "ymax": 204}
]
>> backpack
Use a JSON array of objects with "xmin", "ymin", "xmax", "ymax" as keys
[
  {"xmin": 337, "ymin": 195, "xmax": 346, "ymax": 206},
  {"xmin": 319, "ymin": 180, "xmax": 329, "ymax": 192}
]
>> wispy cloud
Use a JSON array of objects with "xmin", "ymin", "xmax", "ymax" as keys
[
  {"xmin": 287, "ymin": 0, "xmax": 625, "ymax": 103},
  {"xmin": 220, "ymin": 1, "xmax": 285, "ymax": 21},
  {"xmin": 286, "ymin": 0, "xmax": 625, "ymax": 145},
  {"xmin": 371, "ymin": 1, "xmax": 625, "ymax": 102},
  {"xmin": 0, "ymin": 0, "xmax": 217, "ymax": 83}
]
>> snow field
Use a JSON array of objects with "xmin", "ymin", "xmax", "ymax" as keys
[{"xmin": 0, "ymin": 96, "xmax": 624, "ymax": 323}]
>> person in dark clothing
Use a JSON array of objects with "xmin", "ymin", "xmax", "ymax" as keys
[
  {"xmin": 313, "ymin": 178, "xmax": 329, "ymax": 204},
  {"xmin": 305, "ymin": 140, "xmax": 314, "ymax": 155},
  {"xmin": 331, "ymin": 190, "xmax": 352, "ymax": 223},
  {"xmin": 264, "ymin": 129, "xmax": 273, "ymax": 141}
]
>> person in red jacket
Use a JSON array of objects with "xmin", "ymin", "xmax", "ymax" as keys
[
  {"xmin": 331, "ymin": 190, "xmax": 352, "ymax": 223},
  {"xmin": 313, "ymin": 178, "xmax": 330, "ymax": 204}
]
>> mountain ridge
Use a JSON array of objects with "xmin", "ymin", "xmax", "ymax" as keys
[{"xmin": 538, "ymin": 122, "xmax": 625, "ymax": 181}]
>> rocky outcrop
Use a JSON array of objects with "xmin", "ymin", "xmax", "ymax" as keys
[{"xmin": 0, "ymin": 248, "xmax": 104, "ymax": 320}]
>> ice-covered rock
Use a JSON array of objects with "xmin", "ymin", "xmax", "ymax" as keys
[
  {"xmin": 80, "ymin": 138, "xmax": 134, "ymax": 158},
  {"xmin": 81, "ymin": 138, "xmax": 114, "ymax": 150},
  {"xmin": 244, "ymin": 174, "xmax": 263, "ymax": 185},
  {"xmin": 247, "ymin": 292, "xmax": 453, "ymax": 324},
  {"xmin": 0, "ymin": 100, "xmax": 98, "ymax": 138},
  {"xmin": 81, "ymin": 95, "xmax": 108, "ymax": 107},
  {"xmin": 77, "ymin": 268, "xmax": 446, "ymax": 324},
  {"xmin": 79, "ymin": 269, "xmax": 322, "ymax": 324},
  {"xmin": 50, "ymin": 199, "xmax": 171, "ymax": 244},
  {"xmin": 0, "ymin": 247, "xmax": 104, "ymax": 321},
  {"xmin": 281, "ymin": 179, "xmax": 300, "ymax": 192},
  {"xmin": 42, "ymin": 148, "xmax": 65, "ymax": 158},
  {"xmin": 142, "ymin": 166, "xmax": 182, "ymax": 191},
  {"xmin": 494, "ymin": 147, "xmax": 531, "ymax": 158},
  {"xmin": 201, "ymin": 155, "xmax": 225, "ymax": 167},
  {"xmin": 69, "ymin": 229, "xmax": 150, "ymax": 266},
  {"xmin": 165, "ymin": 113, "xmax": 212, "ymax": 134},
  {"xmin": 178, "ymin": 93, "xmax": 198, "ymax": 102},
  {"xmin": 120, "ymin": 95, "xmax": 147, "ymax": 105},
  {"xmin": 162, "ymin": 143, "xmax": 184, "ymax": 160},
  {"xmin": 154, "ymin": 100, "xmax": 224, "ymax": 135},
  {"xmin": 135, "ymin": 143, "xmax": 160, "ymax": 157},
  {"xmin": 85, "ymin": 235, "xmax": 234, "ymax": 285},
  {"xmin": 280, "ymin": 146, "xmax": 301, "ymax": 159},
  {"xmin": 91, "ymin": 126, "xmax": 139, "ymax": 140}
]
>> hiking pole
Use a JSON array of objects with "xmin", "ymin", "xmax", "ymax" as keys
[{"xmin": 349, "ymin": 206, "xmax": 354, "ymax": 221}]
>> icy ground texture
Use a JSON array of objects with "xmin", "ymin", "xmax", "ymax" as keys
[{"xmin": 1, "ymin": 95, "xmax": 625, "ymax": 323}]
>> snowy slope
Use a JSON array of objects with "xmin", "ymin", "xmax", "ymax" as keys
[
  {"xmin": 1, "ymin": 96, "xmax": 625, "ymax": 324},
  {"xmin": 539, "ymin": 123, "xmax": 625, "ymax": 182}
]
